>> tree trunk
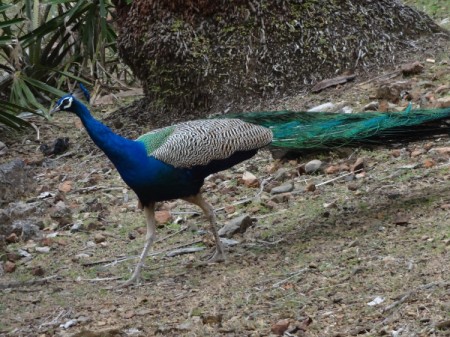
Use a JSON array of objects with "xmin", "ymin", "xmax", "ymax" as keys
[{"xmin": 113, "ymin": 0, "xmax": 445, "ymax": 124}]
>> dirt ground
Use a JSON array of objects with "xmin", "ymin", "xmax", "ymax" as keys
[{"xmin": 1, "ymin": 32, "xmax": 450, "ymax": 337}]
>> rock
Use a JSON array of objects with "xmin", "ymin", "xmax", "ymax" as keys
[
  {"xmin": 4, "ymin": 261, "xmax": 16, "ymax": 273},
  {"xmin": 271, "ymin": 319, "xmax": 290, "ymax": 335},
  {"xmin": 270, "ymin": 193, "xmax": 291, "ymax": 203},
  {"xmin": 270, "ymin": 182, "xmax": 294, "ymax": 195},
  {"xmin": 242, "ymin": 171, "xmax": 259, "ymax": 187},
  {"xmin": 39, "ymin": 138, "xmax": 69, "ymax": 156},
  {"xmin": 6, "ymin": 201, "xmax": 39, "ymax": 220},
  {"xmin": 347, "ymin": 183, "xmax": 358, "ymax": 191},
  {"xmin": 307, "ymin": 102, "xmax": 335, "ymax": 112},
  {"xmin": 58, "ymin": 181, "xmax": 73, "ymax": 193},
  {"xmin": 423, "ymin": 159, "xmax": 435, "ymax": 168},
  {"xmin": 50, "ymin": 201, "xmax": 73, "ymax": 227},
  {"xmin": 437, "ymin": 97, "xmax": 450, "ymax": 108},
  {"xmin": 376, "ymin": 81, "xmax": 411, "ymax": 103},
  {"xmin": 11, "ymin": 220, "xmax": 42, "ymax": 241},
  {"xmin": 411, "ymin": 149, "xmax": 425, "ymax": 157},
  {"xmin": 304, "ymin": 159, "xmax": 323, "ymax": 174},
  {"xmin": 218, "ymin": 215, "xmax": 253, "ymax": 238},
  {"xmin": 401, "ymin": 61, "xmax": 424, "ymax": 76},
  {"xmin": 70, "ymin": 222, "xmax": 84, "ymax": 233},
  {"xmin": 351, "ymin": 158, "xmax": 365, "ymax": 172},
  {"xmin": 155, "ymin": 210, "xmax": 173, "ymax": 225},
  {"xmin": 363, "ymin": 101, "xmax": 379, "ymax": 111},
  {"xmin": 435, "ymin": 84, "xmax": 449, "ymax": 94},
  {"xmin": 94, "ymin": 233, "xmax": 106, "ymax": 243},
  {"xmin": 31, "ymin": 266, "xmax": 45, "ymax": 276},
  {"xmin": 325, "ymin": 165, "xmax": 340, "ymax": 175},
  {"xmin": 431, "ymin": 147, "xmax": 450, "ymax": 155},
  {"xmin": 6, "ymin": 233, "xmax": 19, "ymax": 243},
  {"xmin": 272, "ymin": 168, "xmax": 290, "ymax": 181},
  {"xmin": 35, "ymin": 246, "xmax": 51, "ymax": 253},
  {"xmin": 305, "ymin": 183, "xmax": 316, "ymax": 192},
  {"xmin": 0, "ymin": 160, "xmax": 36, "ymax": 204}
]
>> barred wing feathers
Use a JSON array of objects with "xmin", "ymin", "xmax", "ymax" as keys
[{"xmin": 136, "ymin": 119, "xmax": 273, "ymax": 168}]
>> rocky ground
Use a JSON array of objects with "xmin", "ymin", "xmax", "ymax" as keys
[{"xmin": 1, "ymin": 24, "xmax": 450, "ymax": 337}]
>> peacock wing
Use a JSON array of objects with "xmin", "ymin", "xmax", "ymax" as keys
[{"xmin": 136, "ymin": 119, "xmax": 272, "ymax": 168}]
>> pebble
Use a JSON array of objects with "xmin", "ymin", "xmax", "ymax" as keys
[
  {"xmin": 305, "ymin": 183, "xmax": 316, "ymax": 192},
  {"xmin": 155, "ymin": 210, "xmax": 173, "ymax": 225},
  {"xmin": 4, "ymin": 261, "xmax": 16, "ymax": 273},
  {"xmin": 218, "ymin": 215, "xmax": 253, "ymax": 238},
  {"xmin": 270, "ymin": 193, "xmax": 291, "ymax": 203},
  {"xmin": 351, "ymin": 158, "xmax": 365, "ymax": 172},
  {"xmin": 242, "ymin": 171, "xmax": 259, "ymax": 187},
  {"xmin": 270, "ymin": 182, "xmax": 294, "ymax": 195},
  {"xmin": 35, "ymin": 246, "xmax": 51, "ymax": 253},
  {"xmin": 304, "ymin": 159, "xmax": 323, "ymax": 174},
  {"xmin": 6, "ymin": 233, "xmax": 19, "ymax": 243},
  {"xmin": 94, "ymin": 233, "xmax": 106, "ymax": 243},
  {"xmin": 31, "ymin": 266, "xmax": 45, "ymax": 276},
  {"xmin": 347, "ymin": 183, "xmax": 358, "ymax": 191},
  {"xmin": 363, "ymin": 101, "xmax": 379, "ymax": 111},
  {"xmin": 271, "ymin": 319, "xmax": 290, "ymax": 335}
]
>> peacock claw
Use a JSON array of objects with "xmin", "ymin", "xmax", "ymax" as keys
[{"xmin": 197, "ymin": 247, "xmax": 226, "ymax": 266}]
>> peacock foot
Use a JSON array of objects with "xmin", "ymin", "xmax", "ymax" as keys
[{"xmin": 197, "ymin": 247, "xmax": 226, "ymax": 266}]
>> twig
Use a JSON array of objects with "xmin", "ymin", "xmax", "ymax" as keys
[
  {"xmin": 215, "ymin": 176, "xmax": 272, "ymax": 212},
  {"xmin": 382, "ymin": 281, "xmax": 448, "ymax": 313},
  {"xmin": 0, "ymin": 275, "xmax": 61, "ymax": 290},
  {"xmin": 77, "ymin": 276, "xmax": 122, "ymax": 282},
  {"xmin": 272, "ymin": 268, "xmax": 309, "ymax": 288},
  {"xmin": 155, "ymin": 225, "xmax": 188, "ymax": 243}
]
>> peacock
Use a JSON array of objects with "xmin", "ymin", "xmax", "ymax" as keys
[{"xmin": 51, "ymin": 87, "xmax": 450, "ymax": 286}]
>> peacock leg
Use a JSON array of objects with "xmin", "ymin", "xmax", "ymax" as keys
[
  {"xmin": 120, "ymin": 203, "xmax": 156, "ymax": 287},
  {"xmin": 183, "ymin": 194, "xmax": 226, "ymax": 263}
]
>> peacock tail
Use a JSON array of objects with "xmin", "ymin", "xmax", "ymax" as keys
[
  {"xmin": 222, "ymin": 108, "xmax": 450, "ymax": 150},
  {"xmin": 136, "ymin": 119, "xmax": 272, "ymax": 168}
]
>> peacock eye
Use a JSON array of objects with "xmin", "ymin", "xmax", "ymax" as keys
[{"xmin": 62, "ymin": 97, "xmax": 73, "ymax": 109}]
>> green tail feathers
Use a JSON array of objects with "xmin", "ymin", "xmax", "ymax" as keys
[{"xmin": 221, "ymin": 107, "xmax": 450, "ymax": 150}]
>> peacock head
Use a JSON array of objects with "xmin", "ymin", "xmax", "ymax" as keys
[
  {"xmin": 50, "ymin": 94, "xmax": 76, "ymax": 114},
  {"xmin": 50, "ymin": 83, "xmax": 90, "ymax": 114}
]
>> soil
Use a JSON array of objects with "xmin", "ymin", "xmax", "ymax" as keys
[{"xmin": 1, "ymin": 31, "xmax": 450, "ymax": 337}]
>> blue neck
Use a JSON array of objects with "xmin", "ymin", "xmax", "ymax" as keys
[{"xmin": 71, "ymin": 100, "xmax": 138, "ymax": 169}]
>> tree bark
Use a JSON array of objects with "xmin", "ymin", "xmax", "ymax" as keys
[{"xmin": 113, "ymin": 0, "xmax": 445, "ymax": 123}]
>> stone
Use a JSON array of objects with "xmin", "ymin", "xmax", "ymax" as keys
[
  {"xmin": 94, "ymin": 233, "xmax": 106, "ymax": 243},
  {"xmin": 270, "ymin": 182, "xmax": 294, "ymax": 195},
  {"xmin": 0, "ymin": 160, "xmax": 35, "ymax": 204},
  {"xmin": 155, "ymin": 210, "xmax": 173, "ymax": 225},
  {"xmin": 218, "ymin": 215, "xmax": 253, "ymax": 238},
  {"xmin": 401, "ymin": 61, "xmax": 424, "ymax": 76},
  {"xmin": 363, "ymin": 101, "xmax": 379, "ymax": 111},
  {"xmin": 325, "ymin": 165, "xmax": 340, "ymax": 174},
  {"xmin": 11, "ymin": 220, "xmax": 42, "ymax": 241},
  {"xmin": 272, "ymin": 168, "xmax": 290, "ymax": 181},
  {"xmin": 242, "ymin": 171, "xmax": 259, "ymax": 187},
  {"xmin": 271, "ymin": 319, "xmax": 290, "ymax": 335},
  {"xmin": 6, "ymin": 233, "xmax": 19, "ymax": 243},
  {"xmin": 351, "ymin": 158, "xmax": 365, "ymax": 172},
  {"xmin": 4, "ymin": 261, "xmax": 16, "ymax": 273},
  {"xmin": 304, "ymin": 159, "xmax": 323, "ymax": 174},
  {"xmin": 305, "ymin": 183, "xmax": 316, "ymax": 192},
  {"xmin": 437, "ymin": 97, "xmax": 450, "ymax": 108},
  {"xmin": 31, "ymin": 266, "xmax": 45, "ymax": 276},
  {"xmin": 50, "ymin": 201, "xmax": 73, "ymax": 227},
  {"xmin": 270, "ymin": 193, "xmax": 291, "ymax": 203}
]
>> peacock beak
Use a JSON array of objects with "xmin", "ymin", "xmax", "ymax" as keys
[{"xmin": 49, "ymin": 103, "xmax": 62, "ymax": 115}]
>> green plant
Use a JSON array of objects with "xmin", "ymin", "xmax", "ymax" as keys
[{"xmin": 0, "ymin": 0, "xmax": 119, "ymax": 130}]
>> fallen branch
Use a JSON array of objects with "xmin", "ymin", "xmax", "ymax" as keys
[{"xmin": 0, "ymin": 275, "xmax": 61, "ymax": 290}]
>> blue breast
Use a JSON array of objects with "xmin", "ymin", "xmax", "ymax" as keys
[{"xmin": 113, "ymin": 142, "xmax": 204, "ymax": 204}]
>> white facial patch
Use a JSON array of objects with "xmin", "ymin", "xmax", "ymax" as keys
[{"xmin": 63, "ymin": 97, "xmax": 73, "ymax": 109}]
